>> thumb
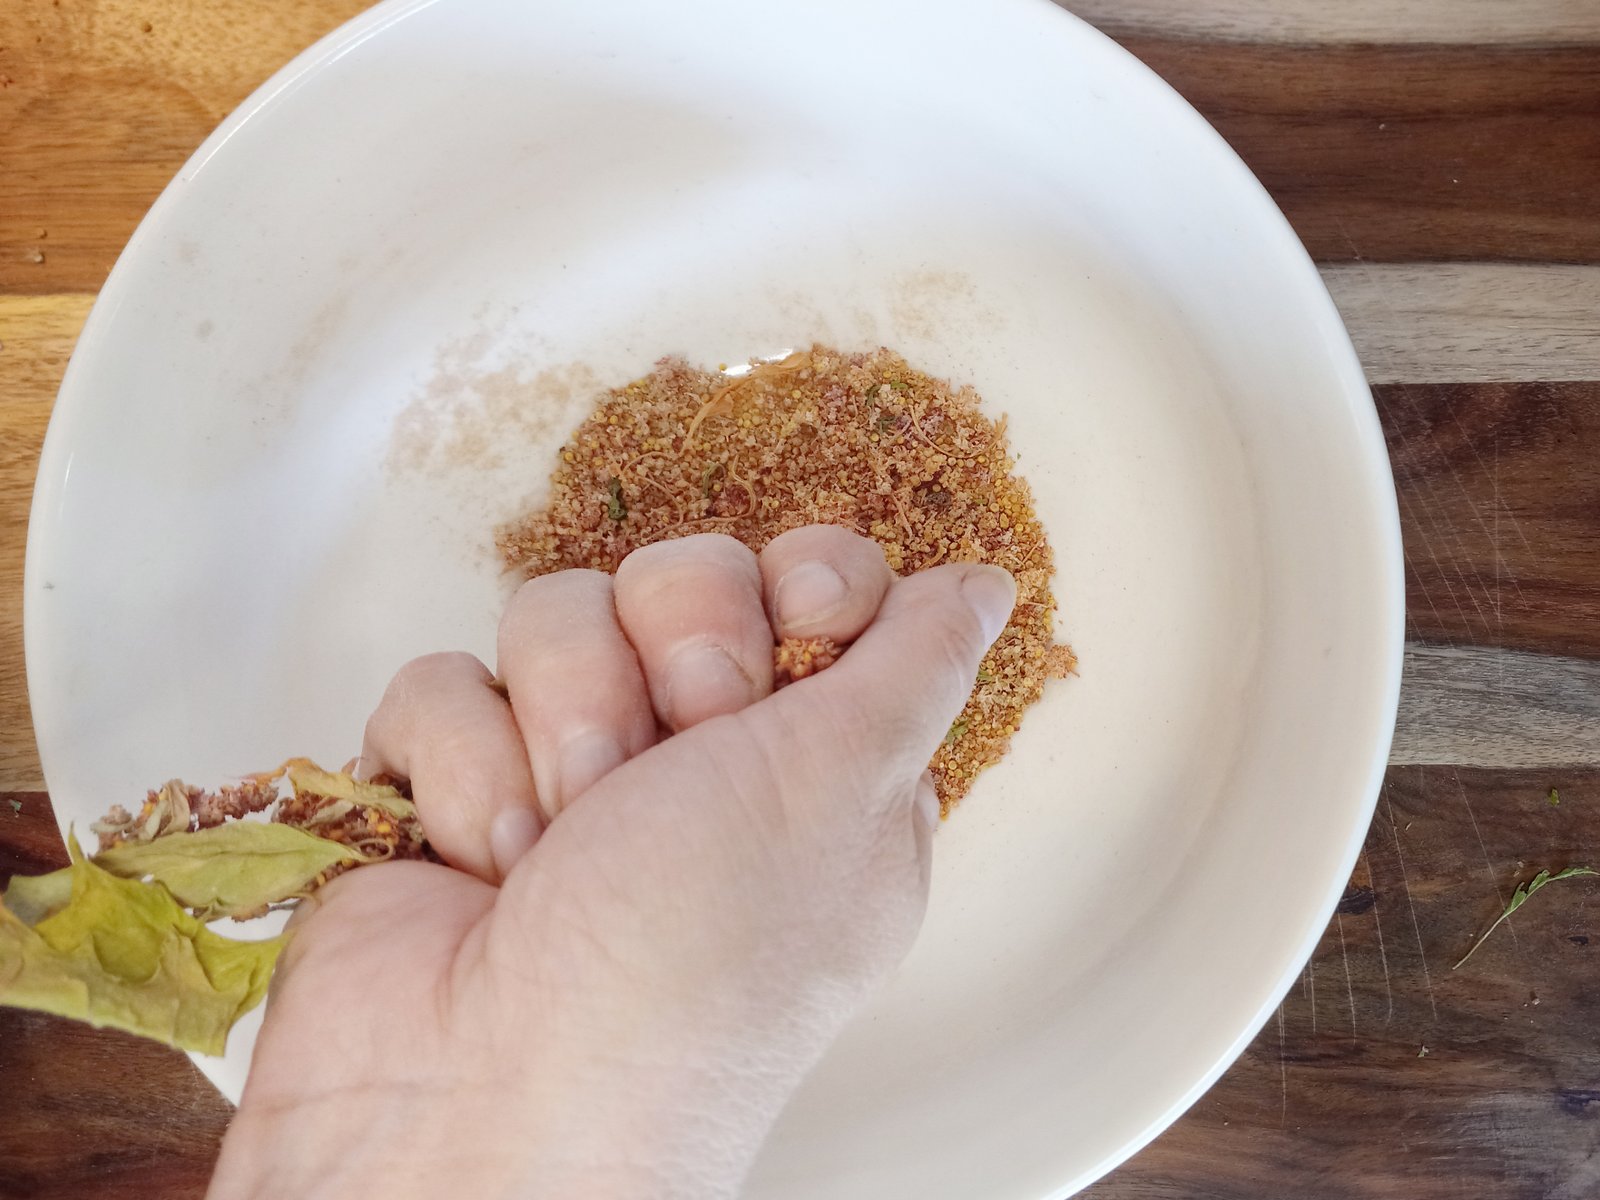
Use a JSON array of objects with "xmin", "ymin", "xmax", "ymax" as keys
[{"xmin": 781, "ymin": 562, "xmax": 1016, "ymax": 785}]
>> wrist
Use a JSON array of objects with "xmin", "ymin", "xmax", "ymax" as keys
[{"xmin": 211, "ymin": 1026, "xmax": 794, "ymax": 1200}]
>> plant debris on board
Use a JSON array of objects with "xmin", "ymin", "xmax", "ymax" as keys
[
  {"xmin": 0, "ymin": 760, "xmax": 432, "ymax": 1054},
  {"xmin": 1453, "ymin": 865, "xmax": 1598, "ymax": 970}
]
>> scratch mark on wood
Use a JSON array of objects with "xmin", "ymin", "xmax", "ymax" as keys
[
  {"xmin": 1335, "ymin": 911, "xmax": 1358, "ymax": 1038},
  {"xmin": 1344, "ymin": 251, "xmax": 1526, "ymax": 643},
  {"xmin": 1399, "ymin": 378, "xmax": 1530, "ymax": 617},
  {"xmin": 1307, "ymin": 952, "xmax": 1318, "ymax": 1035},
  {"xmin": 1386, "ymin": 789, "xmax": 1439, "ymax": 1022},
  {"xmin": 1361, "ymin": 848, "xmax": 1395, "ymax": 1025},
  {"xmin": 1452, "ymin": 766, "xmax": 1520, "ymax": 948},
  {"xmin": 1395, "ymin": 483, "xmax": 1481, "ymax": 638},
  {"xmin": 1337, "ymin": 238, "xmax": 1495, "ymax": 639},
  {"xmin": 1399, "ymin": 539, "xmax": 1451, "ymax": 643},
  {"xmin": 1275, "ymin": 1003, "xmax": 1288, "ymax": 1128}
]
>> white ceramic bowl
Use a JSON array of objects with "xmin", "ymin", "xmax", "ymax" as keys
[{"xmin": 26, "ymin": 0, "xmax": 1403, "ymax": 1195}]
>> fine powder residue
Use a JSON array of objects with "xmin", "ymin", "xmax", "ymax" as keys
[{"xmin": 497, "ymin": 344, "xmax": 1075, "ymax": 814}]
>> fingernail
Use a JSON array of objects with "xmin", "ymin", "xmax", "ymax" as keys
[
  {"xmin": 555, "ymin": 730, "xmax": 627, "ymax": 810},
  {"xmin": 665, "ymin": 640, "xmax": 755, "ymax": 727},
  {"xmin": 962, "ymin": 566, "xmax": 1017, "ymax": 645},
  {"xmin": 774, "ymin": 560, "xmax": 849, "ymax": 631},
  {"xmin": 490, "ymin": 807, "xmax": 542, "ymax": 879}
]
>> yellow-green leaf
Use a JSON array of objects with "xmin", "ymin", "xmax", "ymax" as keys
[
  {"xmin": 0, "ymin": 835, "xmax": 284, "ymax": 1055},
  {"xmin": 279, "ymin": 759, "xmax": 416, "ymax": 820},
  {"xmin": 1, "ymin": 868, "xmax": 74, "ymax": 925},
  {"xmin": 94, "ymin": 822, "xmax": 364, "ymax": 919}
]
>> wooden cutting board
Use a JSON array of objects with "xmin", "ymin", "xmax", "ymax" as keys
[{"xmin": 2, "ymin": 2, "xmax": 1597, "ymax": 1197}]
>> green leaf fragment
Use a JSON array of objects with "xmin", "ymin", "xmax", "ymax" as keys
[
  {"xmin": 1453, "ymin": 865, "xmax": 1598, "ymax": 969},
  {"xmin": 944, "ymin": 719, "xmax": 968, "ymax": 746},
  {"xmin": 8, "ymin": 798, "xmax": 20, "ymax": 816},
  {"xmin": 94, "ymin": 822, "xmax": 364, "ymax": 919},
  {"xmin": 0, "ymin": 835, "xmax": 283, "ymax": 1055},
  {"xmin": 605, "ymin": 477, "xmax": 628, "ymax": 521},
  {"xmin": 1548, "ymin": 788, "xmax": 1561, "ymax": 806}
]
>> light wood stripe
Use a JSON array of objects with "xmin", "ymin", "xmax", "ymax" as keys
[
  {"xmin": 1324, "ymin": 264, "xmax": 1600, "ymax": 385},
  {"xmin": 1065, "ymin": 0, "xmax": 1600, "ymax": 45},
  {"xmin": 1392, "ymin": 643, "xmax": 1600, "ymax": 767},
  {"xmin": 0, "ymin": 294, "xmax": 93, "ymax": 793}
]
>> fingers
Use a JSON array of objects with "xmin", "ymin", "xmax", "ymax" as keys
[
  {"xmin": 613, "ymin": 534, "xmax": 773, "ymax": 731},
  {"xmin": 497, "ymin": 570, "xmax": 658, "ymax": 819},
  {"xmin": 756, "ymin": 525, "xmax": 894, "ymax": 642},
  {"xmin": 360, "ymin": 652, "xmax": 541, "ymax": 883},
  {"xmin": 784, "ymin": 562, "xmax": 1015, "ymax": 780}
]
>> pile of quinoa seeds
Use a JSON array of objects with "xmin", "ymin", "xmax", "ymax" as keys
[{"xmin": 497, "ymin": 344, "xmax": 1075, "ymax": 816}]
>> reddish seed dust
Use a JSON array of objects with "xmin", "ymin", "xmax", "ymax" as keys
[{"xmin": 497, "ymin": 344, "xmax": 1076, "ymax": 815}]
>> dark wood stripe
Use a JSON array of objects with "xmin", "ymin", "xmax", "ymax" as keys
[
  {"xmin": 1089, "ymin": 765, "xmax": 1600, "ymax": 1198},
  {"xmin": 0, "ymin": 791, "xmax": 225, "ymax": 1199},
  {"xmin": 0, "ymin": 792, "xmax": 66, "ymax": 881},
  {"xmin": 0, "ymin": 1005, "xmax": 228, "ymax": 1200},
  {"xmin": 3, "ymin": 28, "xmax": 1598, "ymax": 292},
  {"xmin": 1120, "ymin": 38, "xmax": 1600, "ymax": 264},
  {"xmin": 9, "ymin": 763, "xmax": 1597, "ymax": 1199},
  {"xmin": 1381, "ymin": 382, "xmax": 1600, "ymax": 658}
]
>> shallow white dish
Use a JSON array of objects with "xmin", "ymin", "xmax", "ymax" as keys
[{"xmin": 26, "ymin": 0, "xmax": 1402, "ymax": 1195}]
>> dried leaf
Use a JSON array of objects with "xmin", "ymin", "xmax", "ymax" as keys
[
  {"xmin": 2, "ymin": 868, "xmax": 74, "ymax": 926},
  {"xmin": 94, "ymin": 822, "xmax": 365, "ymax": 919},
  {"xmin": 91, "ymin": 779, "xmax": 194, "ymax": 845},
  {"xmin": 277, "ymin": 759, "xmax": 416, "ymax": 820},
  {"xmin": 0, "ymin": 835, "xmax": 283, "ymax": 1054},
  {"xmin": 1453, "ymin": 865, "xmax": 1598, "ymax": 969}
]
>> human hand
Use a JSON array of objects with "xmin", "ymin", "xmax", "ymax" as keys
[{"xmin": 207, "ymin": 526, "xmax": 1014, "ymax": 1200}]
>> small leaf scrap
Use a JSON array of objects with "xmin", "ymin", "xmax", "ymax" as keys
[
  {"xmin": 0, "ymin": 835, "xmax": 283, "ymax": 1055},
  {"xmin": 1453, "ymin": 865, "xmax": 1598, "ymax": 969},
  {"xmin": 94, "ymin": 821, "xmax": 365, "ymax": 919},
  {"xmin": 605, "ymin": 476, "xmax": 628, "ymax": 521}
]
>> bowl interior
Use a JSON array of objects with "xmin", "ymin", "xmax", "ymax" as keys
[{"xmin": 26, "ymin": 0, "xmax": 1401, "ymax": 1195}]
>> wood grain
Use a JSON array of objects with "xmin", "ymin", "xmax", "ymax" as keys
[
  {"xmin": 4, "ymin": 2, "xmax": 1600, "ymax": 1199},
  {"xmin": 7, "ymin": 764, "xmax": 1597, "ymax": 1199},
  {"xmin": 0, "ymin": 796, "xmax": 227, "ymax": 1200},
  {"xmin": 1088, "ymin": 766, "xmax": 1600, "ymax": 1200},
  {"xmin": 1125, "ymin": 38, "xmax": 1600, "ymax": 264},
  {"xmin": 1378, "ymin": 382, "xmax": 1600, "ymax": 659},
  {"xmin": 0, "ymin": 295, "xmax": 92, "ymax": 793},
  {"xmin": 1394, "ymin": 646, "xmax": 1600, "ymax": 767},
  {"xmin": 1325, "ymin": 264, "xmax": 1600, "ymax": 384},
  {"xmin": 1064, "ymin": 0, "xmax": 1600, "ymax": 45},
  {"xmin": 3, "ymin": 9, "xmax": 1600, "ymax": 287},
  {"xmin": 0, "ymin": 0, "xmax": 370, "ymax": 294}
]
